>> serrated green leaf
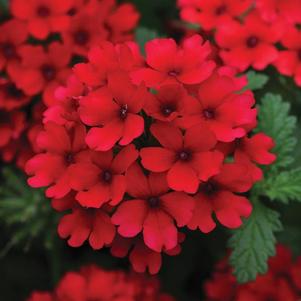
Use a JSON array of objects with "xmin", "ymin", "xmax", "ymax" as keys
[
  {"xmin": 135, "ymin": 27, "xmax": 159, "ymax": 55},
  {"xmin": 229, "ymin": 201, "xmax": 282, "ymax": 283},
  {"xmin": 244, "ymin": 71, "xmax": 269, "ymax": 91},
  {"xmin": 256, "ymin": 93, "xmax": 297, "ymax": 171},
  {"xmin": 263, "ymin": 168, "xmax": 301, "ymax": 203}
]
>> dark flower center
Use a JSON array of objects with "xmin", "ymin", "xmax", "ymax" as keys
[
  {"xmin": 102, "ymin": 170, "xmax": 113, "ymax": 183},
  {"xmin": 119, "ymin": 104, "xmax": 128, "ymax": 120},
  {"xmin": 168, "ymin": 69, "xmax": 180, "ymax": 77},
  {"xmin": 178, "ymin": 150, "xmax": 191, "ymax": 161},
  {"xmin": 41, "ymin": 64, "xmax": 56, "ymax": 81},
  {"xmin": 4, "ymin": 83, "xmax": 24, "ymax": 99},
  {"xmin": 246, "ymin": 36, "xmax": 259, "ymax": 48},
  {"xmin": 0, "ymin": 110, "xmax": 10, "ymax": 124},
  {"xmin": 202, "ymin": 181, "xmax": 218, "ymax": 196},
  {"xmin": 65, "ymin": 153, "xmax": 75, "ymax": 164},
  {"xmin": 148, "ymin": 196, "xmax": 160, "ymax": 208},
  {"xmin": 161, "ymin": 104, "xmax": 176, "ymax": 117},
  {"xmin": 37, "ymin": 5, "xmax": 50, "ymax": 17},
  {"xmin": 203, "ymin": 109, "xmax": 215, "ymax": 119},
  {"xmin": 1, "ymin": 42, "xmax": 16, "ymax": 59},
  {"xmin": 215, "ymin": 5, "xmax": 227, "ymax": 15},
  {"xmin": 73, "ymin": 30, "xmax": 90, "ymax": 46}
]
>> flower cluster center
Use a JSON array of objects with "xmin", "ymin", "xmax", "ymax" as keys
[
  {"xmin": 41, "ymin": 64, "xmax": 57, "ymax": 81},
  {"xmin": 73, "ymin": 30, "xmax": 90, "ymax": 46},
  {"xmin": 1, "ymin": 42, "xmax": 16, "ymax": 59},
  {"xmin": 37, "ymin": 5, "xmax": 51, "ymax": 17},
  {"xmin": 102, "ymin": 170, "xmax": 113, "ymax": 183},
  {"xmin": 148, "ymin": 196, "xmax": 161, "ymax": 208},
  {"xmin": 246, "ymin": 36, "xmax": 259, "ymax": 48}
]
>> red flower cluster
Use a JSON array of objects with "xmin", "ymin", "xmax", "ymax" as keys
[
  {"xmin": 27, "ymin": 265, "xmax": 174, "ymax": 301},
  {"xmin": 26, "ymin": 34, "xmax": 275, "ymax": 274},
  {"xmin": 177, "ymin": 0, "xmax": 301, "ymax": 86},
  {"xmin": 204, "ymin": 245, "xmax": 301, "ymax": 301},
  {"xmin": 0, "ymin": 0, "xmax": 139, "ymax": 167}
]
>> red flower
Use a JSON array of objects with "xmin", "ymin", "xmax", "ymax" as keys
[
  {"xmin": 0, "ymin": 19, "xmax": 27, "ymax": 71},
  {"xmin": 105, "ymin": 3, "xmax": 140, "ymax": 43},
  {"xmin": 73, "ymin": 41, "xmax": 143, "ymax": 87},
  {"xmin": 256, "ymin": 0, "xmax": 301, "ymax": 24},
  {"xmin": 27, "ymin": 292, "xmax": 52, "ymax": 301},
  {"xmin": 0, "ymin": 78, "xmax": 31, "ymax": 111},
  {"xmin": 8, "ymin": 42, "xmax": 71, "ymax": 106},
  {"xmin": 43, "ymin": 75, "xmax": 85, "ymax": 127},
  {"xmin": 204, "ymin": 245, "xmax": 301, "ymax": 301},
  {"xmin": 143, "ymin": 83, "xmax": 193, "ymax": 122},
  {"xmin": 112, "ymin": 163, "xmax": 194, "ymax": 252},
  {"xmin": 81, "ymin": 72, "xmax": 147, "ymax": 151},
  {"xmin": 28, "ymin": 264, "xmax": 174, "ymax": 301},
  {"xmin": 61, "ymin": 2, "xmax": 108, "ymax": 56},
  {"xmin": 177, "ymin": 72, "xmax": 257, "ymax": 142},
  {"xmin": 111, "ymin": 233, "xmax": 184, "ymax": 275},
  {"xmin": 216, "ymin": 12, "xmax": 282, "ymax": 71},
  {"xmin": 26, "ymin": 122, "xmax": 88, "ymax": 198},
  {"xmin": 274, "ymin": 26, "xmax": 301, "ymax": 86},
  {"xmin": 131, "ymin": 35, "xmax": 216, "ymax": 87},
  {"xmin": 69, "ymin": 144, "xmax": 138, "ymax": 208},
  {"xmin": 11, "ymin": 0, "xmax": 74, "ymax": 39},
  {"xmin": 141, "ymin": 122, "xmax": 223, "ymax": 193},
  {"xmin": 58, "ymin": 204, "xmax": 116, "ymax": 250},
  {"xmin": 178, "ymin": 0, "xmax": 252, "ymax": 30},
  {"xmin": 234, "ymin": 133, "xmax": 276, "ymax": 180},
  {"xmin": 188, "ymin": 162, "xmax": 253, "ymax": 232}
]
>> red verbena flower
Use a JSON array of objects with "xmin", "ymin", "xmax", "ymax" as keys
[
  {"xmin": 216, "ymin": 12, "xmax": 282, "ymax": 71},
  {"xmin": 131, "ymin": 35, "xmax": 216, "ymax": 87},
  {"xmin": 69, "ymin": 144, "xmax": 139, "ymax": 208},
  {"xmin": 80, "ymin": 72, "xmax": 147, "ymax": 151},
  {"xmin": 177, "ymin": 71, "xmax": 257, "ymax": 142},
  {"xmin": 11, "ymin": 0, "xmax": 74, "ymax": 39},
  {"xmin": 27, "ymin": 264, "xmax": 175, "ymax": 301},
  {"xmin": 8, "ymin": 42, "xmax": 71, "ymax": 106},
  {"xmin": 112, "ymin": 163, "xmax": 194, "ymax": 252},
  {"xmin": 188, "ymin": 162, "xmax": 253, "ymax": 232},
  {"xmin": 26, "ymin": 122, "xmax": 89, "ymax": 198},
  {"xmin": 274, "ymin": 26, "xmax": 301, "ymax": 86},
  {"xmin": 140, "ymin": 122, "xmax": 223, "ymax": 193},
  {"xmin": 204, "ymin": 245, "xmax": 301, "ymax": 301},
  {"xmin": 178, "ymin": 0, "xmax": 253, "ymax": 30},
  {"xmin": 0, "ymin": 19, "xmax": 27, "ymax": 71}
]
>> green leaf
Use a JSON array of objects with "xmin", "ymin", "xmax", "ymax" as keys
[
  {"xmin": 229, "ymin": 201, "xmax": 282, "ymax": 283},
  {"xmin": 244, "ymin": 71, "xmax": 269, "ymax": 91},
  {"xmin": 135, "ymin": 27, "xmax": 159, "ymax": 55},
  {"xmin": 0, "ymin": 167, "xmax": 57, "ymax": 256},
  {"xmin": 263, "ymin": 168, "xmax": 301, "ymax": 203},
  {"xmin": 256, "ymin": 93, "xmax": 297, "ymax": 171}
]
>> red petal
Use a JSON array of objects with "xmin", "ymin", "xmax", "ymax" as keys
[
  {"xmin": 140, "ymin": 147, "xmax": 175, "ymax": 172},
  {"xmin": 192, "ymin": 150, "xmax": 224, "ymax": 181},
  {"xmin": 111, "ymin": 144, "xmax": 139, "ymax": 174},
  {"xmin": 89, "ymin": 211, "xmax": 116, "ymax": 249},
  {"xmin": 119, "ymin": 114, "xmax": 144, "ymax": 146},
  {"xmin": 184, "ymin": 124, "xmax": 216, "ymax": 152},
  {"xmin": 213, "ymin": 191, "xmax": 252, "ymax": 229},
  {"xmin": 57, "ymin": 208, "xmax": 90, "ymax": 247},
  {"xmin": 150, "ymin": 122, "xmax": 183, "ymax": 151},
  {"xmin": 86, "ymin": 119, "xmax": 123, "ymax": 151},
  {"xmin": 112, "ymin": 199, "xmax": 148, "ymax": 237},
  {"xmin": 188, "ymin": 193, "xmax": 216, "ymax": 233},
  {"xmin": 76, "ymin": 183, "xmax": 111, "ymax": 208},
  {"xmin": 161, "ymin": 192, "xmax": 194, "ymax": 227},
  {"xmin": 79, "ymin": 88, "xmax": 118, "ymax": 126},
  {"xmin": 126, "ymin": 162, "xmax": 150, "ymax": 198},
  {"xmin": 37, "ymin": 122, "xmax": 71, "ymax": 154},
  {"xmin": 148, "ymin": 172, "xmax": 169, "ymax": 196},
  {"xmin": 167, "ymin": 161, "xmax": 199, "ymax": 193},
  {"xmin": 143, "ymin": 210, "xmax": 178, "ymax": 252},
  {"xmin": 110, "ymin": 175, "xmax": 126, "ymax": 205}
]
